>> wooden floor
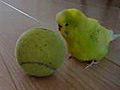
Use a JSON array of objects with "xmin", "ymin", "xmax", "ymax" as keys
[{"xmin": 0, "ymin": 0, "xmax": 120, "ymax": 90}]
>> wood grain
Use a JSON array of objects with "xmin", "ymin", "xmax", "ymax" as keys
[
  {"xmin": 0, "ymin": 0, "xmax": 120, "ymax": 90},
  {"xmin": 0, "ymin": 51, "xmax": 16, "ymax": 90}
]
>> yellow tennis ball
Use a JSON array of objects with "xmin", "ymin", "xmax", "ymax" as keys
[{"xmin": 15, "ymin": 27, "xmax": 66, "ymax": 77}]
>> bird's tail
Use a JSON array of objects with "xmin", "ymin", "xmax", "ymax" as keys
[
  {"xmin": 113, "ymin": 34, "xmax": 120, "ymax": 40},
  {"xmin": 109, "ymin": 30, "xmax": 120, "ymax": 41}
]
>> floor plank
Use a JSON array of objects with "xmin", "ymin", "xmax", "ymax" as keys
[
  {"xmin": 0, "ymin": 40, "xmax": 120, "ymax": 90},
  {"xmin": 0, "ymin": 2, "xmax": 43, "ymax": 90},
  {"xmin": 1, "ymin": 0, "xmax": 119, "ymax": 30},
  {"xmin": 2, "ymin": 0, "xmax": 120, "ymax": 9},
  {"xmin": 0, "ymin": 52, "xmax": 17, "ymax": 90}
]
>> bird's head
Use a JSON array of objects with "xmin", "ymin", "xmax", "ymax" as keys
[{"xmin": 56, "ymin": 8, "xmax": 87, "ymax": 37}]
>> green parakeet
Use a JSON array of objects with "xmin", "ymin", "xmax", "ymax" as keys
[{"xmin": 56, "ymin": 8, "xmax": 120, "ymax": 67}]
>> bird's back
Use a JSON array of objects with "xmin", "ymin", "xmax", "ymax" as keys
[{"xmin": 68, "ymin": 18, "xmax": 111, "ymax": 61}]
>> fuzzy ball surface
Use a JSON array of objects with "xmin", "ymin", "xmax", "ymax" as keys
[{"xmin": 16, "ymin": 27, "xmax": 66, "ymax": 77}]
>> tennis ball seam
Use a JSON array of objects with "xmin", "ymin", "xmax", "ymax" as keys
[{"xmin": 20, "ymin": 61, "xmax": 56, "ymax": 71}]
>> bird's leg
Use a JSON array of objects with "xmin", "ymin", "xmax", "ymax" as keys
[
  {"xmin": 85, "ymin": 60, "xmax": 99, "ymax": 69},
  {"xmin": 67, "ymin": 54, "xmax": 72, "ymax": 59},
  {"xmin": 68, "ymin": 55, "xmax": 72, "ymax": 59}
]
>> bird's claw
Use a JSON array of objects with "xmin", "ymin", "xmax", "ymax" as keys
[
  {"xmin": 85, "ymin": 60, "xmax": 99, "ymax": 69},
  {"xmin": 68, "ymin": 54, "xmax": 72, "ymax": 59},
  {"xmin": 68, "ymin": 56, "xmax": 72, "ymax": 59}
]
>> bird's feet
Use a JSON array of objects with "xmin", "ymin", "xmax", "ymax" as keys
[
  {"xmin": 67, "ymin": 54, "xmax": 72, "ymax": 59},
  {"xmin": 68, "ymin": 55, "xmax": 72, "ymax": 59},
  {"xmin": 85, "ymin": 60, "xmax": 99, "ymax": 69}
]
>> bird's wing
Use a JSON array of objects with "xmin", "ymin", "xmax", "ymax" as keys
[{"xmin": 87, "ymin": 18, "xmax": 112, "ymax": 45}]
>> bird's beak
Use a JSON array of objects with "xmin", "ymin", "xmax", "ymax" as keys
[{"xmin": 58, "ymin": 24, "xmax": 62, "ymax": 31}]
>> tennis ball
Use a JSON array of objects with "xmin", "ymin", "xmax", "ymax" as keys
[{"xmin": 15, "ymin": 27, "xmax": 66, "ymax": 77}]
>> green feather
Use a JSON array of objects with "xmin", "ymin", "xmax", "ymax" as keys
[{"xmin": 56, "ymin": 8, "xmax": 120, "ymax": 61}]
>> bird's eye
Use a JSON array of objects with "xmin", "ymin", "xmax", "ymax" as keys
[{"xmin": 65, "ymin": 23, "xmax": 69, "ymax": 26}]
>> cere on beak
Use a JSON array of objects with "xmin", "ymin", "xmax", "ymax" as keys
[{"xmin": 58, "ymin": 24, "xmax": 62, "ymax": 31}]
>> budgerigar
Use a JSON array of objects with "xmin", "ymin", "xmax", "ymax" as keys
[{"xmin": 56, "ymin": 8, "xmax": 120, "ymax": 68}]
